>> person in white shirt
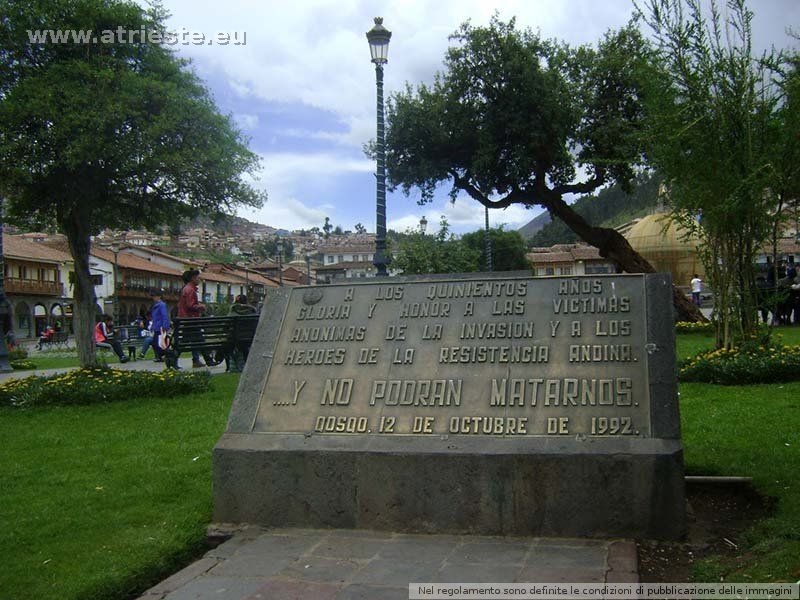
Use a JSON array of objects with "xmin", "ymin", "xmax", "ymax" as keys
[{"xmin": 690, "ymin": 274, "xmax": 702, "ymax": 306}]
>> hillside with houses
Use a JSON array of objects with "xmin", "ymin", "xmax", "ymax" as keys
[{"xmin": 2, "ymin": 219, "xmax": 381, "ymax": 339}]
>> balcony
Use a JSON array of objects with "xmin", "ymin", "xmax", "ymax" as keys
[
  {"xmin": 5, "ymin": 278, "xmax": 63, "ymax": 296},
  {"xmin": 116, "ymin": 283, "xmax": 180, "ymax": 301}
]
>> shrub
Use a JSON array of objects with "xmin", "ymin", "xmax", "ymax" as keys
[
  {"xmin": 0, "ymin": 367, "xmax": 212, "ymax": 408},
  {"xmin": 675, "ymin": 321, "xmax": 714, "ymax": 334},
  {"xmin": 10, "ymin": 360, "xmax": 36, "ymax": 370},
  {"xmin": 8, "ymin": 348, "xmax": 29, "ymax": 361},
  {"xmin": 679, "ymin": 343, "xmax": 800, "ymax": 384}
]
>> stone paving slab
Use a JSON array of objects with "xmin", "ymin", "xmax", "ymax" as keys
[{"xmin": 138, "ymin": 527, "xmax": 638, "ymax": 600}]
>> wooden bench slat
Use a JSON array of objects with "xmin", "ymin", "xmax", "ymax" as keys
[{"xmin": 171, "ymin": 315, "xmax": 258, "ymax": 356}]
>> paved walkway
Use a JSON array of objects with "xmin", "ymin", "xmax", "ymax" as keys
[
  {"xmin": 0, "ymin": 354, "xmax": 228, "ymax": 383},
  {"xmin": 138, "ymin": 527, "xmax": 638, "ymax": 600}
]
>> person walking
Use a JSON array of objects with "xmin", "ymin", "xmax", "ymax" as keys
[
  {"xmin": 177, "ymin": 269, "xmax": 206, "ymax": 368},
  {"xmin": 149, "ymin": 289, "xmax": 170, "ymax": 362},
  {"xmin": 690, "ymin": 274, "xmax": 703, "ymax": 307}
]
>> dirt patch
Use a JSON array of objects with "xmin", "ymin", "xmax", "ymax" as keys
[{"xmin": 637, "ymin": 481, "xmax": 773, "ymax": 582}]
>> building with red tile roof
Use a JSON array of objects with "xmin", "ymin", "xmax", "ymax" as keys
[{"xmin": 526, "ymin": 244, "xmax": 616, "ymax": 277}]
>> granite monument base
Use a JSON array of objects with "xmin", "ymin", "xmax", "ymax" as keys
[
  {"xmin": 213, "ymin": 274, "xmax": 685, "ymax": 541},
  {"xmin": 213, "ymin": 434, "xmax": 685, "ymax": 540}
]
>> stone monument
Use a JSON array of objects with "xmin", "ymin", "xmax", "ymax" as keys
[{"xmin": 213, "ymin": 273, "xmax": 685, "ymax": 539}]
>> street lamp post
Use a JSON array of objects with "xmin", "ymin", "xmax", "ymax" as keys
[
  {"xmin": 484, "ymin": 205, "xmax": 493, "ymax": 272},
  {"xmin": 367, "ymin": 17, "xmax": 392, "ymax": 277},
  {"xmin": 277, "ymin": 237, "xmax": 284, "ymax": 287},
  {"xmin": 110, "ymin": 245, "xmax": 120, "ymax": 322},
  {"xmin": 0, "ymin": 198, "xmax": 12, "ymax": 372},
  {"xmin": 305, "ymin": 254, "xmax": 312, "ymax": 285}
]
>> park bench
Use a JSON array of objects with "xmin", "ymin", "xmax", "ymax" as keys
[
  {"xmin": 115, "ymin": 325, "xmax": 144, "ymax": 360},
  {"xmin": 38, "ymin": 331, "xmax": 70, "ymax": 350},
  {"xmin": 95, "ymin": 325, "xmax": 144, "ymax": 360},
  {"xmin": 167, "ymin": 314, "xmax": 259, "ymax": 369}
]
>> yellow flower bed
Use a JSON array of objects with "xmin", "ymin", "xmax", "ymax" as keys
[
  {"xmin": 679, "ymin": 343, "xmax": 800, "ymax": 384},
  {"xmin": 0, "ymin": 367, "xmax": 210, "ymax": 407}
]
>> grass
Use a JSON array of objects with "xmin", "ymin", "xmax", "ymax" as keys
[
  {"xmin": 680, "ymin": 382, "xmax": 800, "ymax": 582},
  {"xmin": 0, "ymin": 374, "xmax": 238, "ymax": 600},
  {"xmin": 675, "ymin": 326, "xmax": 800, "ymax": 581},
  {"xmin": 15, "ymin": 350, "xmax": 158, "ymax": 371}
]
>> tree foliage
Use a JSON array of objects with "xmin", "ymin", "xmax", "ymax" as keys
[
  {"xmin": 391, "ymin": 218, "xmax": 480, "ymax": 275},
  {"xmin": 0, "ymin": 0, "xmax": 263, "ymax": 366},
  {"xmin": 385, "ymin": 15, "xmax": 703, "ymax": 321},
  {"xmin": 392, "ymin": 220, "xmax": 530, "ymax": 275},
  {"xmin": 461, "ymin": 227, "xmax": 530, "ymax": 271},
  {"xmin": 254, "ymin": 237, "xmax": 294, "ymax": 262},
  {"xmin": 387, "ymin": 17, "xmax": 644, "ymax": 205},
  {"xmin": 636, "ymin": 0, "xmax": 796, "ymax": 347}
]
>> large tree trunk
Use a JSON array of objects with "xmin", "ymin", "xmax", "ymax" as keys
[
  {"xmin": 543, "ymin": 195, "xmax": 705, "ymax": 323},
  {"xmin": 64, "ymin": 211, "xmax": 99, "ymax": 368}
]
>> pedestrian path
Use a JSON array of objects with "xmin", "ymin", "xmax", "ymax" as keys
[
  {"xmin": 0, "ymin": 355, "xmax": 228, "ymax": 383},
  {"xmin": 138, "ymin": 527, "xmax": 638, "ymax": 600}
]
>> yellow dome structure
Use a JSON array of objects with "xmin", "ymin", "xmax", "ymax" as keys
[{"xmin": 624, "ymin": 213, "xmax": 704, "ymax": 287}]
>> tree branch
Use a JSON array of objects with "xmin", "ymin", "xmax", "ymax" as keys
[
  {"xmin": 450, "ymin": 171, "xmax": 534, "ymax": 209},
  {"xmin": 552, "ymin": 167, "xmax": 606, "ymax": 196}
]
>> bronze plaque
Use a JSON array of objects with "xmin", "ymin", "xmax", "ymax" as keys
[{"xmin": 253, "ymin": 275, "xmax": 652, "ymax": 438}]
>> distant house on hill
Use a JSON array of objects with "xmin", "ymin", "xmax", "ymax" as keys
[
  {"xmin": 315, "ymin": 243, "xmax": 377, "ymax": 283},
  {"xmin": 527, "ymin": 244, "xmax": 616, "ymax": 277}
]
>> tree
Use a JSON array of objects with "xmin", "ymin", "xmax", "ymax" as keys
[
  {"xmin": 392, "ymin": 218, "xmax": 480, "ymax": 275},
  {"xmin": 462, "ymin": 227, "xmax": 530, "ymax": 271},
  {"xmin": 636, "ymin": 0, "xmax": 794, "ymax": 347},
  {"xmin": 385, "ymin": 16, "xmax": 702, "ymax": 321},
  {"xmin": 333, "ymin": 225, "xmax": 344, "ymax": 236},
  {"xmin": 255, "ymin": 237, "xmax": 294, "ymax": 262},
  {"xmin": 0, "ymin": 0, "xmax": 263, "ymax": 366},
  {"xmin": 354, "ymin": 223, "xmax": 367, "ymax": 234},
  {"xmin": 322, "ymin": 217, "xmax": 333, "ymax": 239},
  {"xmin": 766, "ymin": 49, "xmax": 800, "ymax": 296}
]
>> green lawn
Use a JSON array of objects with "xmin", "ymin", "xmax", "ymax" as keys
[
  {"xmin": 17, "ymin": 351, "xmax": 154, "ymax": 371},
  {"xmin": 27, "ymin": 355, "xmax": 105, "ymax": 370},
  {"xmin": 674, "ymin": 327, "xmax": 800, "ymax": 581},
  {"xmin": 680, "ymin": 382, "xmax": 800, "ymax": 581},
  {"xmin": 0, "ymin": 374, "xmax": 238, "ymax": 600}
]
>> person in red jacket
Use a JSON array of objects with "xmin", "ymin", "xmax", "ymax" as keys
[
  {"xmin": 94, "ymin": 315, "xmax": 129, "ymax": 363},
  {"xmin": 178, "ymin": 269, "xmax": 206, "ymax": 368}
]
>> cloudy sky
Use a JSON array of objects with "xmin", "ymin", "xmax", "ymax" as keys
[{"xmin": 159, "ymin": 0, "xmax": 799, "ymax": 235}]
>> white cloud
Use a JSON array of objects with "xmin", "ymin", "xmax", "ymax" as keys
[
  {"xmin": 160, "ymin": 0, "xmax": 641, "ymax": 149},
  {"xmin": 255, "ymin": 151, "xmax": 373, "ymax": 191},
  {"xmin": 152, "ymin": 0, "xmax": 798, "ymax": 232},
  {"xmin": 388, "ymin": 196, "xmax": 543, "ymax": 235},
  {"xmin": 239, "ymin": 151, "xmax": 373, "ymax": 230},
  {"xmin": 239, "ymin": 197, "xmax": 329, "ymax": 231},
  {"xmin": 388, "ymin": 213, "xmax": 428, "ymax": 233},
  {"xmin": 235, "ymin": 113, "xmax": 259, "ymax": 130},
  {"xmin": 277, "ymin": 113, "xmax": 375, "ymax": 148},
  {"xmin": 164, "ymin": 0, "xmax": 795, "ymax": 150},
  {"xmin": 441, "ymin": 199, "xmax": 537, "ymax": 229}
]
